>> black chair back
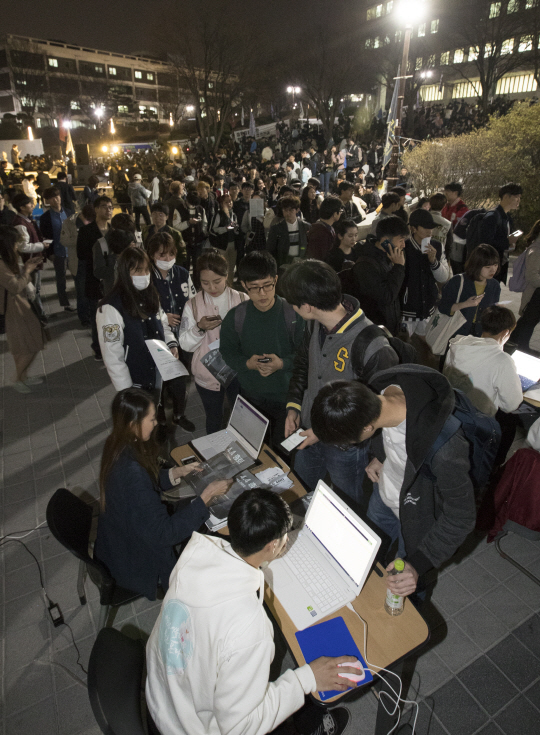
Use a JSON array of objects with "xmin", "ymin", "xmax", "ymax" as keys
[
  {"xmin": 88, "ymin": 628, "xmax": 147, "ymax": 735},
  {"xmin": 46, "ymin": 487, "xmax": 94, "ymax": 563}
]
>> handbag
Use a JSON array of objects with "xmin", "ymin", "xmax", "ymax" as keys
[{"xmin": 425, "ymin": 275, "xmax": 467, "ymax": 355}]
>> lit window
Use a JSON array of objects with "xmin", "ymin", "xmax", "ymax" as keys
[
  {"xmin": 95, "ymin": 65, "xmax": 103, "ymax": 73},
  {"xmin": 489, "ymin": 2, "xmax": 501, "ymax": 16},
  {"xmin": 17, "ymin": 79, "xmax": 27, "ymax": 85},
  {"xmin": 415, "ymin": 57, "xmax": 423, "ymax": 70},
  {"xmin": 452, "ymin": 81, "xmax": 482, "ymax": 98},
  {"xmin": 454, "ymin": 49, "xmax": 465, "ymax": 63},
  {"xmin": 208, "ymin": 82, "xmax": 214, "ymax": 88},
  {"xmin": 147, "ymin": 72, "xmax": 154, "ymax": 80},
  {"xmin": 199, "ymin": 96, "xmax": 205, "ymax": 103},
  {"xmin": 149, "ymin": 106, "xmax": 157, "ymax": 114},
  {"xmin": 418, "ymin": 23, "xmax": 426, "ymax": 37},
  {"xmin": 469, "ymin": 46, "xmax": 479, "ymax": 61},
  {"xmin": 118, "ymin": 105, "xmax": 129, "ymax": 113},
  {"xmin": 376, "ymin": 4, "xmax": 384, "ymax": 17},
  {"xmin": 109, "ymin": 67, "xmax": 117, "ymax": 75},
  {"xmin": 71, "ymin": 100, "xmax": 80, "ymax": 110},
  {"xmin": 53, "ymin": 119, "xmax": 58, "ymax": 128},
  {"xmin": 386, "ymin": 0, "xmax": 393, "ymax": 11},
  {"xmin": 484, "ymin": 43, "xmax": 494, "ymax": 57},
  {"xmin": 428, "ymin": 54, "xmax": 436, "ymax": 66},
  {"xmin": 367, "ymin": 7, "xmax": 376, "ymax": 20},
  {"xmin": 395, "ymin": 30, "xmax": 403, "ymax": 42},
  {"xmin": 374, "ymin": 36, "xmax": 381, "ymax": 48},
  {"xmin": 496, "ymin": 73, "xmax": 538, "ymax": 93},
  {"xmin": 48, "ymin": 58, "xmax": 58, "ymax": 67},
  {"xmin": 365, "ymin": 38, "xmax": 372, "ymax": 48},
  {"xmin": 519, "ymin": 35, "xmax": 533, "ymax": 51},
  {"xmin": 36, "ymin": 118, "xmax": 42, "ymax": 128},
  {"xmin": 526, "ymin": 0, "xmax": 538, "ymax": 7},
  {"xmin": 431, "ymin": 19, "xmax": 439, "ymax": 33},
  {"xmin": 135, "ymin": 71, "xmax": 142, "ymax": 79},
  {"xmin": 139, "ymin": 105, "xmax": 147, "ymax": 113},
  {"xmin": 507, "ymin": 0, "xmax": 519, "ymax": 11},
  {"xmin": 501, "ymin": 38, "xmax": 514, "ymax": 54}
]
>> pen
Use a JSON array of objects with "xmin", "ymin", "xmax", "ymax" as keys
[{"xmin": 264, "ymin": 449, "xmax": 283, "ymax": 469}]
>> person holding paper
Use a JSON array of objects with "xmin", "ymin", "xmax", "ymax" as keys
[
  {"xmin": 95, "ymin": 388, "xmax": 230, "ymax": 600},
  {"xmin": 96, "ymin": 247, "xmax": 182, "ymax": 404}
]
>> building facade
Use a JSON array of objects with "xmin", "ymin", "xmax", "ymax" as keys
[{"xmin": 0, "ymin": 34, "xmax": 194, "ymax": 128}]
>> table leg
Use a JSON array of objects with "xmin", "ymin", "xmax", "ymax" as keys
[{"xmin": 374, "ymin": 660, "xmax": 404, "ymax": 735}]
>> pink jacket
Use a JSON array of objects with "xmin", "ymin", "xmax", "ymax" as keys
[{"xmin": 180, "ymin": 287, "xmax": 248, "ymax": 391}]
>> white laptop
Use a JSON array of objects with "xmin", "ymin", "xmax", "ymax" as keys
[
  {"xmin": 264, "ymin": 480, "xmax": 381, "ymax": 630},
  {"xmin": 191, "ymin": 395, "xmax": 269, "ymax": 461},
  {"xmin": 511, "ymin": 350, "xmax": 540, "ymax": 392}
]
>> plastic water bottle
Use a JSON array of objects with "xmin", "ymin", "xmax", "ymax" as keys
[{"xmin": 384, "ymin": 558, "xmax": 405, "ymax": 616}]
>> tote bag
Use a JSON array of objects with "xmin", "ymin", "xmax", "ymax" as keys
[{"xmin": 425, "ymin": 275, "xmax": 467, "ymax": 355}]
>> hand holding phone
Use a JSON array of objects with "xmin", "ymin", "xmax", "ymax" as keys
[{"xmin": 281, "ymin": 427, "xmax": 306, "ymax": 453}]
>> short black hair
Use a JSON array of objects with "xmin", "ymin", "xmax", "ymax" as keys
[
  {"xmin": 444, "ymin": 182, "xmax": 463, "ymax": 196},
  {"xmin": 499, "ymin": 183, "xmax": 522, "ymax": 199},
  {"xmin": 311, "ymin": 381, "xmax": 382, "ymax": 445},
  {"xmin": 335, "ymin": 218, "xmax": 358, "ymax": 237},
  {"xmin": 390, "ymin": 186, "xmax": 406, "ymax": 198},
  {"xmin": 375, "ymin": 215, "xmax": 409, "ymax": 241},
  {"xmin": 238, "ymin": 251, "xmax": 277, "ymax": 283},
  {"xmin": 56, "ymin": 171, "xmax": 67, "ymax": 180},
  {"xmin": 228, "ymin": 488, "xmax": 293, "ymax": 557},
  {"xmin": 480, "ymin": 305, "xmax": 516, "ymax": 335},
  {"xmin": 308, "ymin": 177, "xmax": 320, "ymax": 188},
  {"xmin": 338, "ymin": 181, "xmax": 354, "ymax": 193},
  {"xmin": 94, "ymin": 195, "xmax": 112, "ymax": 209},
  {"xmin": 150, "ymin": 202, "xmax": 169, "ymax": 215},
  {"xmin": 381, "ymin": 192, "xmax": 400, "ymax": 209},
  {"xmin": 464, "ymin": 244, "xmax": 500, "ymax": 281},
  {"xmin": 319, "ymin": 197, "xmax": 343, "ymax": 220},
  {"xmin": 241, "ymin": 181, "xmax": 255, "ymax": 191},
  {"xmin": 280, "ymin": 259, "xmax": 342, "ymax": 311}
]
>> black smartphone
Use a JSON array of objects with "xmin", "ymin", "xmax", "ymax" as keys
[{"xmin": 380, "ymin": 239, "xmax": 392, "ymax": 254}]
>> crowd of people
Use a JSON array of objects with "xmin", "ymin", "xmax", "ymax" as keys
[{"xmin": 2, "ymin": 129, "xmax": 540, "ymax": 735}]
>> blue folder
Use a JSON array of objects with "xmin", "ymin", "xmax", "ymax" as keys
[{"xmin": 295, "ymin": 616, "xmax": 373, "ymax": 700}]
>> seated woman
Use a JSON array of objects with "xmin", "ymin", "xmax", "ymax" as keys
[{"xmin": 95, "ymin": 388, "xmax": 230, "ymax": 600}]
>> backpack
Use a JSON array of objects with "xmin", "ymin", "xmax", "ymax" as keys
[
  {"xmin": 424, "ymin": 389, "xmax": 501, "ymax": 489},
  {"xmin": 234, "ymin": 297, "xmax": 299, "ymax": 347},
  {"xmin": 352, "ymin": 323, "xmax": 418, "ymax": 380},
  {"xmin": 508, "ymin": 248, "xmax": 528, "ymax": 292},
  {"xmin": 464, "ymin": 209, "xmax": 488, "ymax": 256},
  {"xmin": 453, "ymin": 207, "xmax": 484, "ymax": 243}
]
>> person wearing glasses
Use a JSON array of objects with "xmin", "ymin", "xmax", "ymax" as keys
[
  {"xmin": 220, "ymin": 252, "xmax": 305, "ymax": 448},
  {"xmin": 76, "ymin": 195, "xmax": 113, "ymax": 360}
]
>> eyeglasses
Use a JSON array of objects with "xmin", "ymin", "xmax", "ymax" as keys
[{"xmin": 246, "ymin": 280, "xmax": 276, "ymax": 294}]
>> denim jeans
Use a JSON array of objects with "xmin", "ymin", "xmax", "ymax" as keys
[
  {"xmin": 196, "ymin": 379, "xmax": 240, "ymax": 435},
  {"xmin": 293, "ymin": 440, "xmax": 370, "ymax": 505},
  {"xmin": 74, "ymin": 261, "xmax": 91, "ymax": 325},
  {"xmin": 319, "ymin": 171, "xmax": 332, "ymax": 194},
  {"xmin": 367, "ymin": 484, "xmax": 406, "ymax": 559},
  {"xmin": 53, "ymin": 255, "xmax": 70, "ymax": 306}
]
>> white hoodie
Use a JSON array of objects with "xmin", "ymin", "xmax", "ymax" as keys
[
  {"xmin": 444, "ymin": 335, "xmax": 522, "ymax": 416},
  {"xmin": 145, "ymin": 533, "xmax": 316, "ymax": 735}
]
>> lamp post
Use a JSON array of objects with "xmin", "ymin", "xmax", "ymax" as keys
[
  {"xmin": 387, "ymin": 1, "xmax": 427, "ymax": 186},
  {"xmin": 286, "ymin": 86, "xmax": 301, "ymax": 109}
]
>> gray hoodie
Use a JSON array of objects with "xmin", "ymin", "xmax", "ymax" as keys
[{"xmin": 128, "ymin": 181, "xmax": 149, "ymax": 207}]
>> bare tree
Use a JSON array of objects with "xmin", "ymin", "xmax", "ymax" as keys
[
  {"xmin": 441, "ymin": 1, "xmax": 528, "ymax": 117},
  {"xmin": 8, "ymin": 40, "xmax": 47, "ymax": 125},
  {"xmin": 166, "ymin": 13, "xmax": 257, "ymax": 153}
]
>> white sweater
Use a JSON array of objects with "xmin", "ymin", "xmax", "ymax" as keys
[
  {"xmin": 145, "ymin": 533, "xmax": 316, "ymax": 735},
  {"xmin": 444, "ymin": 335, "xmax": 522, "ymax": 416}
]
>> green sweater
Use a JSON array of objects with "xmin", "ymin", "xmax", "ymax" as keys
[{"xmin": 220, "ymin": 296, "xmax": 305, "ymax": 404}]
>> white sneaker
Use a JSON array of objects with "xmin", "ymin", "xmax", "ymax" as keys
[
  {"xmin": 25, "ymin": 376, "xmax": 44, "ymax": 385},
  {"xmin": 13, "ymin": 381, "xmax": 31, "ymax": 393}
]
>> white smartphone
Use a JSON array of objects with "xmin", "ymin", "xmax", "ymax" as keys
[
  {"xmin": 511, "ymin": 230, "xmax": 523, "ymax": 238},
  {"xmin": 181, "ymin": 455, "xmax": 198, "ymax": 465},
  {"xmin": 281, "ymin": 428, "xmax": 306, "ymax": 453}
]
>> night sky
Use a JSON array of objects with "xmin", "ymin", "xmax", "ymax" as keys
[{"xmin": 7, "ymin": 0, "xmax": 366, "ymax": 57}]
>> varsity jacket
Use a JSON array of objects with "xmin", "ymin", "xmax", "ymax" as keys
[
  {"xmin": 401, "ymin": 237, "xmax": 449, "ymax": 322},
  {"xmin": 370, "ymin": 365, "xmax": 476, "ymax": 576},
  {"xmin": 286, "ymin": 296, "xmax": 398, "ymax": 429}
]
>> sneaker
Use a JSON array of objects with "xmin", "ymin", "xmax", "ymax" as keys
[
  {"xmin": 13, "ymin": 381, "xmax": 32, "ymax": 394},
  {"xmin": 64, "ymin": 305, "xmax": 76, "ymax": 312},
  {"xmin": 24, "ymin": 376, "xmax": 44, "ymax": 385},
  {"xmin": 173, "ymin": 415, "xmax": 196, "ymax": 432},
  {"xmin": 310, "ymin": 708, "xmax": 351, "ymax": 735},
  {"xmin": 93, "ymin": 351, "xmax": 103, "ymax": 361}
]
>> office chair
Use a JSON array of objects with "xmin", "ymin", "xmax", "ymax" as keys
[
  {"xmin": 88, "ymin": 627, "xmax": 160, "ymax": 735},
  {"xmin": 46, "ymin": 488, "xmax": 141, "ymax": 629}
]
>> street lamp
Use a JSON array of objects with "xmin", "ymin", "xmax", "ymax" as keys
[
  {"xmin": 286, "ymin": 86, "xmax": 301, "ymax": 107},
  {"xmin": 387, "ymin": 0, "xmax": 427, "ymax": 186},
  {"xmin": 112, "ymin": 145, "xmax": 119, "ymax": 154},
  {"xmin": 101, "ymin": 145, "xmax": 108, "ymax": 153},
  {"xmin": 94, "ymin": 106, "xmax": 104, "ymax": 119}
]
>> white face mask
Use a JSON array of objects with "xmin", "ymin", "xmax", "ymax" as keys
[
  {"xmin": 156, "ymin": 259, "xmax": 175, "ymax": 271},
  {"xmin": 132, "ymin": 274, "xmax": 150, "ymax": 290}
]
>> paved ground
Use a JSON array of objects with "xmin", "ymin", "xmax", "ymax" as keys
[{"xmin": 1, "ymin": 261, "xmax": 539, "ymax": 735}]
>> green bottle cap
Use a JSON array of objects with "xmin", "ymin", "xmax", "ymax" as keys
[{"xmin": 394, "ymin": 558, "xmax": 405, "ymax": 572}]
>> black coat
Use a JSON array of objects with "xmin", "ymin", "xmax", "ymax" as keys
[
  {"xmin": 56, "ymin": 180, "xmax": 77, "ymax": 215},
  {"xmin": 77, "ymin": 221, "xmax": 107, "ymax": 299},
  {"xmin": 266, "ymin": 218, "xmax": 310, "ymax": 267}
]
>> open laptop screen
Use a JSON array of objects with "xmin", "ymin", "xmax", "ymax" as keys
[
  {"xmin": 229, "ymin": 396, "xmax": 268, "ymax": 454},
  {"xmin": 512, "ymin": 350, "xmax": 540, "ymax": 391},
  {"xmin": 306, "ymin": 483, "xmax": 379, "ymax": 587}
]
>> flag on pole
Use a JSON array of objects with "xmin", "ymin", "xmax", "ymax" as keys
[
  {"xmin": 299, "ymin": 101, "xmax": 304, "ymax": 119},
  {"xmin": 249, "ymin": 109, "xmax": 256, "ymax": 137},
  {"xmin": 270, "ymin": 103, "xmax": 275, "ymax": 120},
  {"xmin": 241, "ymin": 106, "xmax": 245, "ymax": 126},
  {"xmin": 65, "ymin": 128, "xmax": 75, "ymax": 163},
  {"xmin": 383, "ymin": 66, "xmax": 400, "ymax": 171}
]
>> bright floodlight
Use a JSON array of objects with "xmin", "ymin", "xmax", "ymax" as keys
[
  {"xmin": 287, "ymin": 86, "xmax": 293, "ymax": 93},
  {"xmin": 101, "ymin": 145, "xmax": 108, "ymax": 153},
  {"xmin": 395, "ymin": 0, "xmax": 426, "ymax": 27},
  {"xmin": 186, "ymin": 105, "xmax": 194, "ymax": 112},
  {"xmin": 112, "ymin": 145, "xmax": 119, "ymax": 153},
  {"xmin": 95, "ymin": 107, "xmax": 104, "ymax": 118},
  {"xmin": 171, "ymin": 146, "xmax": 179, "ymax": 155},
  {"xmin": 294, "ymin": 86, "xmax": 301, "ymax": 94}
]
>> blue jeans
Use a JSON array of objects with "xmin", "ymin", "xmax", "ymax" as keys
[
  {"xmin": 319, "ymin": 171, "xmax": 332, "ymax": 194},
  {"xmin": 293, "ymin": 440, "xmax": 370, "ymax": 506},
  {"xmin": 367, "ymin": 484, "xmax": 406, "ymax": 559},
  {"xmin": 74, "ymin": 261, "xmax": 91, "ymax": 325}
]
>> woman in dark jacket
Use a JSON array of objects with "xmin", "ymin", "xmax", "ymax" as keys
[
  {"xmin": 438, "ymin": 244, "xmax": 501, "ymax": 337},
  {"xmin": 94, "ymin": 388, "xmax": 230, "ymax": 600},
  {"xmin": 300, "ymin": 186, "xmax": 319, "ymax": 224},
  {"xmin": 209, "ymin": 194, "xmax": 238, "ymax": 285},
  {"xmin": 148, "ymin": 231, "xmax": 196, "ymax": 431}
]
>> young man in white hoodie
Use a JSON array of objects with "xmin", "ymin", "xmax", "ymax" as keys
[
  {"xmin": 146, "ymin": 489, "xmax": 358, "ymax": 735},
  {"xmin": 444, "ymin": 305, "xmax": 523, "ymax": 465}
]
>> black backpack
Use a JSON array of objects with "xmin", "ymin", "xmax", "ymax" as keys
[{"xmin": 352, "ymin": 323, "xmax": 418, "ymax": 381}]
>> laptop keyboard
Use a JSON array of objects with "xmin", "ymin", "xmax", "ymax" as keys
[{"xmin": 283, "ymin": 535, "xmax": 344, "ymax": 614}]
